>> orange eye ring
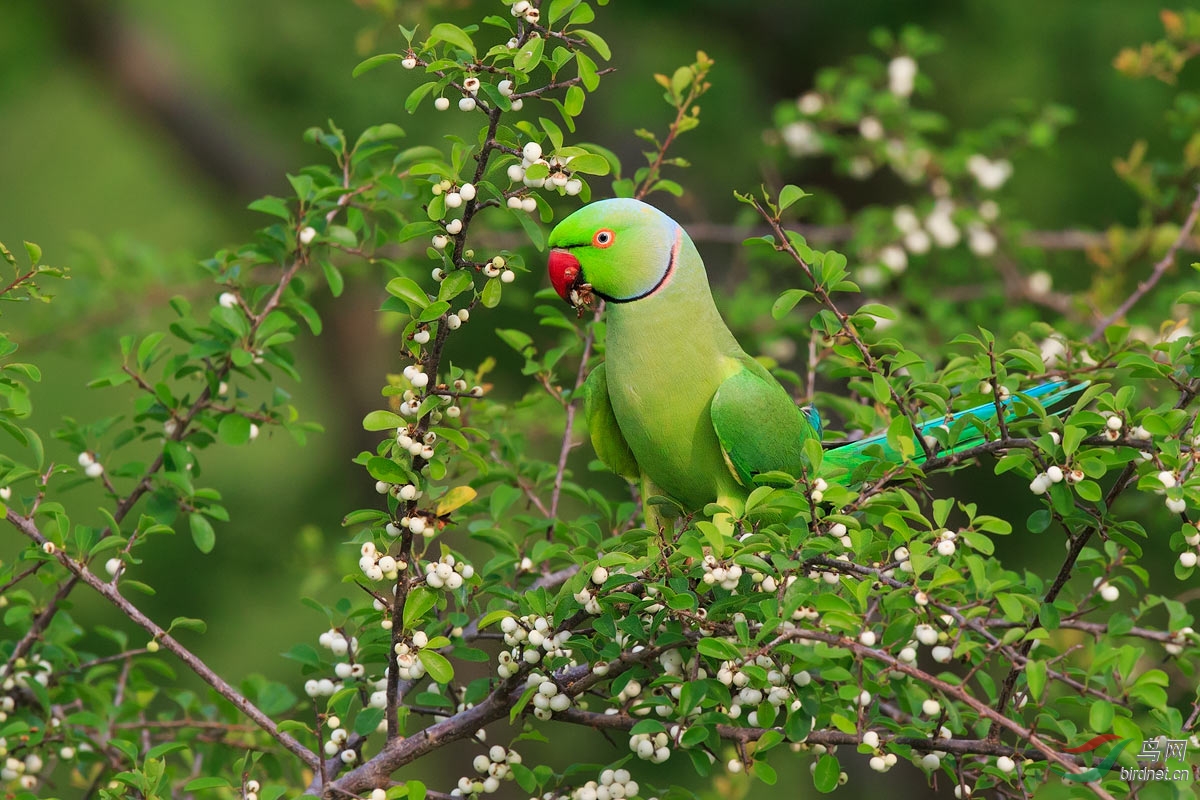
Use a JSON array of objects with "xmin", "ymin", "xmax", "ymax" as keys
[{"xmin": 592, "ymin": 228, "xmax": 616, "ymax": 248}]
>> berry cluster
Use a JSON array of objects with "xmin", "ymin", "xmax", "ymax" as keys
[
  {"xmin": 507, "ymin": 142, "xmax": 584, "ymax": 199},
  {"xmin": 496, "ymin": 614, "xmax": 574, "ymax": 674},
  {"xmin": 570, "ymin": 768, "xmax": 642, "ymax": 800},
  {"xmin": 0, "ymin": 753, "xmax": 42, "ymax": 790},
  {"xmin": 526, "ymin": 673, "xmax": 573, "ymax": 719},
  {"xmin": 423, "ymin": 553, "xmax": 474, "ymax": 591},
  {"xmin": 320, "ymin": 715, "xmax": 360, "ymax": 764},
  {"xmin": 456, "ymin": 745, "xmax": 522, "ymax": 797},
  {"xmin": 77, "ymin": 450, "xmax": 104, "ymax": 479}
]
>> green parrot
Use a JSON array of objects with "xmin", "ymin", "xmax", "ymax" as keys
[{"xmin": 546, "ymin": 198, "xmax": 1078, "ymax": 517}]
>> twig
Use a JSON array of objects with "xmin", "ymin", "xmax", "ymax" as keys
[
  {"xmin": 786, "ymin": 629, "xmax": 1114, "ymax": 798},
  {"xmin": 549, "ymin": 303, "xmax": 603, "ymax": 523},
  {"xmin": 0, "ymin": 269, "xmax": 39, "ymax": 299},
  {"xmin": 555, "ymin": 707, "xmax": 1093, "ymax": 762},
  {"xmin": 634, "ymin": 69, "xmax": 706, "ymax": 200},
  {"xmin": 0, "ymin": 560, "xmax": 47, "ymax": 594},
  {"xmin": 989, "ymin": 377, "xmax": 1200, "ymax": 730},
  {"xmin": 750, "ymin": 196, "xmax": 934, "ymax": 461},
  {"xmin": 1087, "ymin": 184, "xmax": 1200, "ymax": 342},
  {"xmin": 5, "ymin": 508, "xmax": 319, "ymax": 769}
]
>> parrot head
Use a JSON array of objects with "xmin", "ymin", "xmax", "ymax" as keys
[{"xmin": 547, "ymin": 198, "xmax": 682, "ymax": 308}]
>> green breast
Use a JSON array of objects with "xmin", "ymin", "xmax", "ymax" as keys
[{"xmin": 602, "ymin": 258, "xmax": 744, "ymax": 510}]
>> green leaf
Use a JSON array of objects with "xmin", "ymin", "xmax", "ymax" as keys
[
  {"xmin": 410, "ymin": 301, "xmax": 445, "ymax": 325},
  {"xmin": 1062, "ymin": 424, "xmax": 1084, "ymax": 457},
  {"xmin": 996, "ymin": 592, "xmax": 1027, "ymax": 622},
  {"xmin": 564, "ymin": 85, "xmax": 586, "ymax": 117},
  {"xmin": 23, "ymin": 241, "xmax": 42, "ymax": 266},
  {"xmin": 1025, "ymin": 659, "xmax": 1046, "ymax": 701},
  {"xmin": 857, "ymin": 302, "xmax": 897, "ymax": 320},
  {"xmin": 778, "ymin": 184, "xmax": 810, "ymax": 212},
  {"xmin": 756, "ymin": 730, "xmax": 784, "ymax": 753},
  {"xmin": 355, "ymin": 707, "xmax": 386, "ymax": 735},
  {"xmin": 363, "ymin": 410, "xmax": 406, "ymax": 431},
  {"xmin": 812, "ymin": 755, "xmax": 840, "ymax": 793},
  {"xmin": 289, "ymin": 297, "xmax": 323, "ymax": 335},
  {"xmin": 386, "ymin": 277, "xmax": 430, "ymax": 309},
  {"xmin": 418, "ymin": 649, "xmax": 454, "ymax": 683},
  {"xmin": 481, "ymin": 278, "xmax": 503, "ymax": 308},
  {"xmin": 696, "ymin": 637, "xmax": 741, "ymax": 660},
  {"xmin": 1089, "ymin": 700, "xmax": 1114, "ymax": 732},
  {"xmin": 514, "ymin": 36, "xmax": 546, "ymax": 73},
  {"xmin": 428, "ymin": 23, "xmax": 476, "ymax": 58},
  {"xmin": 405, "ymin": 81, "xmax": 439, "ymax": 114},
  {"xmin": 567, "ymin": 153, "xmax": 610, "ymax": 175},
  {"xmin": 367, "ymin": 456, "xmax": 410, "ymax": 484},
  {"xmin": 321, "ymin": 260, "xmax": 345, "ymax": 298},
  {"xmin": 137, "ymin": 332, "xmax": 166, "ymax": 370},
  {"xmin": 496, "ymin": 328, "xmax": 533, "ymax": 353},
  {"xmin": 577, "ymin": 51, "xmax": 600, "ymax": 91},
  {"xmin": 1027, "ymin": 509, "xmax": 1051, "ymax": 533},
  {"xmin": 247, "ymin": 196, "xmax": 291, "ymax": 220},
  {"xmin": 772, "ymin": 289, "xmax": 808, "ymax": 319},
  {"xmin": 217, "ymin": 414, "xmax": 251, "ymax": 446},
  {"xmin": 438, "ymin": 270, "xmax": 475, "ymax": 302},
  {"xmin": 189, "ymin": 513, "xmax": 215, "ymax": 554},
  {"xmin": 577, "ymin": 29, "xmax": 611, "ymax": 60},
  {"xmin": 752, "ymin": 760, "xmax": 778, "ymax": 785},
  {"xmin": 169, "ymin": 616, "xmax": 208, "ymax": 634},
  {"xmin": 478, "ymin": 610, "xmax": 516, "ymax": 630},
  {"xmin": 549, "ymin": 0, "xmax": 580, "ymax": 24},
  {"xmin": 403, "ymin": 587, "xmax": 439, "ymax": 630},
  {"xmin": 354, "ymin": 53, "xmax": 404, "ymax": 77},
  {"xmin": 147, "ymin": 741, "xmax": 188, "ymax": 759}
]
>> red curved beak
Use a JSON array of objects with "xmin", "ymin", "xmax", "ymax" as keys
[{"xmin": 548, "ymin": 249, "xmax": 583, "ymax": 303}]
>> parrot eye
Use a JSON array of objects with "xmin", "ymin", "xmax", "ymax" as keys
[{"xmin": 592, "ymin": 229, "xmax": 615, "ymax": 248}]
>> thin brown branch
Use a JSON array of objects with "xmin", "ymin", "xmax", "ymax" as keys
[
  {"xmin": 0, "ymin": 560, "xmax": 47, "ymax": 594},
  {"xmin": 511, "ymin": 68, "xmax": 616, "ymax": 100},
  {"xmin": 987, "ymin": 380, "xmax": 1200, "ymax": 736},
  {"xmin": 6, "ymin": 511, "xmax": 318, "ymax": 769},
  {"xmin": 1087, "ymin": 184, "xmax": 1200, "ymax": 342},
  {"xmin": 751, "ymin": 196, "xmax": 934, "ymax": 461},
  {"xmin": 555, "ymin": 707, "xmax": 1094, "ymax": 763},
  {"xmin": 0, "ymin": 269, "xmax": 39, "ymax": 299},
  {"xmin": 634, "ymin": 70, "xmax": 705, "ymax": 200},
  {"xmin": 549, "ymin": 303, "xmax": 603, "ymax": 523}
]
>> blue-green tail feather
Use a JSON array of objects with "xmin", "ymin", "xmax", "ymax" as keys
[{"xmin": 821, "ymin": 380, "xmax": 1086, "ymax": 473}]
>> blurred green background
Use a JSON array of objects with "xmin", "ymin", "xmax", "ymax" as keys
[{"xmin": 0, "ymin": 0, "xmax": 1183, "ymax": 796}]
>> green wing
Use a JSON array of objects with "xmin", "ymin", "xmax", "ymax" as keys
[
  {"xmin": 710, "ymin": 359, "xmax": 817, "ymax": 486},
  {"xmin": 582, "ymin": 362, "xmax": 640, "ymax": 481}
]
